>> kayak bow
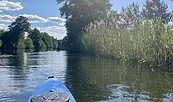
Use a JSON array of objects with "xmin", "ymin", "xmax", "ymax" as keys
[{"xmin": 27, "ymin": 76, "xmax": 76, "ymax": 102}]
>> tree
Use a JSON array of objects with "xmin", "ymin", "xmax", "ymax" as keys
[
  {"xmin": 1, "ymin": 16, "xmax": 31, "ymax": 49},
  {"xmin": 41, "ymin": 32, "xmax": 53, "ymax": 49},
  {"xmin": 0, "ymin": 30, "xmax": 4, "ymax": 49},
  {"xmin": 25, "ymin": 38, "xmax": 34, "ymax": 49},
  {"xmin": 142, "ymin": 0, "xmax": 171, "ymax": 23},
  {"xmin": 37, "ymin": 39, "xmax": 46, "ymax": 50},
  {"xmin": 119, "ymin": 2, "xmax": 141, "ymax": 28},
  {"xmin": 28, "ymin": 28, "xmax": 42, "ymax": 50},
  {"xmin": 52, "ymin": 37, "xmax": 58, "ymax": 50},
  {"xmin": 56, "ymin": 0, "xmax": 112, "ymax": 52},
  {"xmin": 16, "ymin": 40, "xmax": 25, "ymax": 49}
]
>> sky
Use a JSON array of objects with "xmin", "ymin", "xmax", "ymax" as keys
[{"xmin": 0, "ymin": 0, "xmax": 172, "ymax": 39}]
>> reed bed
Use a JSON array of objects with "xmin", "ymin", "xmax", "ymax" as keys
[{"xmin": 80, "ymin": 21, "xmax": 173, "ymax": 66}]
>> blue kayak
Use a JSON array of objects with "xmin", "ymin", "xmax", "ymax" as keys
[{"xmin": 27, "ymin": 76, "xmax": 76, "ymax": 102}]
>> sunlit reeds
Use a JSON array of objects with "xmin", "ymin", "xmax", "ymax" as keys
[{"xmin": 80, "ymin": 21, "xmax": 173, "ymax": 66}]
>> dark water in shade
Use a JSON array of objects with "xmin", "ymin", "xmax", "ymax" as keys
[{"xmin": 0, "ymin": 51, "xmax": 173, "ymax": 102}]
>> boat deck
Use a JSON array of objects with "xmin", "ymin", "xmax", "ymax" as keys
[{"xmin": 31, "ymin": 92, "xmax": 70, "ymax": 102}]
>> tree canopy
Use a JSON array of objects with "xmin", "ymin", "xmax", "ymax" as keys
[
  {"xmin": 1, "ymin": 16, "xmax": 31, "ymax": 49},
  {"xmin": 142, "ymin": 0, "xmax": 171, "ymax": 23},
  {"xmin": 56, "ymin": 0, "xmax": 112, "ymax": 52},
  {"xmin": 0, "ymin": 16, "xmax": 59, "ymax": 51},
  {"xmin": 120, "ymin": 2, "xmax": 141, "ymax": 28}
]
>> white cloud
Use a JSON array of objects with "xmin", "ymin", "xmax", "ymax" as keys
[
  {"xmin": 0, "ymin": 14, "xmax": 67, "ymax": 39},
  {"xmin": 44, "ymin": 26, "xmax": 66, "ymax": 32},
  {"xmin": 0, "ymin": 14, "xmax": 66, "ymax": 25},
  {"xmin": 0, "ymin": 14, "xmax": 48, "ymax": 23},
  {"xmin": 0, "ymin": 23, "xmax": 8, "ymax": 30},
  {"xmin": 0, "ymin": 14, "xmax": 16, "ymax": 22},
  {"xmin": 20, "ymin": 14, "xmax": 48, "ymax": 23},
  {"xmin": 47, "ymin": 17, "xmax": 66, "ymax": 25},
  {"xmin": 37, "ymin": 26, "xmax": 67, "ymax": 39},
  {"xmin": 0, "ymin": 0, "xmax": 23, "ymax": 12}
]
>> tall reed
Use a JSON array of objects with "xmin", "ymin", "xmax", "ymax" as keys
[{"xmin": 80, "ymin": 21, "xmax": 173, "ymax": 66}]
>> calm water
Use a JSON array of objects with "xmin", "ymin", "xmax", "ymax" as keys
[{"xmin": 0, "ymin": 51, "xmax": 173, "ymax": 102}]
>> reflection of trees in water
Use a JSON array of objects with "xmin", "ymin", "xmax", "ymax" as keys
[
  {"xmin": 65, "ymin": 53, "xmax": 133, "ymax": 101},
  {"xmin": 65, "ymin": 53, "xmax": 173, "ymax": 101},
  {"xmin": 0, "ymin": 49, "xmax": 26, "ymax": 69},
  {"xmin": 65, "ymin": 53, "xmax": 112, "ymax": 102},
  {"xmin": 124, "ymin": 64, "xmax": 173, "ymax": 101},
  {"xmin": 0, "ymin": 49, "xmax": 30, "ymax": 101},
  {"xmin": 0, "ymin": 49, "xmax": 29, "ymax": 88}
]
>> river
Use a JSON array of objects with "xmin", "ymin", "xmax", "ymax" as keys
[{"xmin": 0, "ymin": 51, "xmax": 173, "ymax": 102}]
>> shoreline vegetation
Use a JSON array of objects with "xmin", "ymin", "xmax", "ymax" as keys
[
  {"xmin": 81, "ymin": 21, "xmax": 173, "ymax": 67},
  {"xmin": 0, "ymin": 16, "xmax": 63, "ymax": 53},
  {"xmin": 56, "ymin": 0, "xmax": 173, "ymax": 67}
]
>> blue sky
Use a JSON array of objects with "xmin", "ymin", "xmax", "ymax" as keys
[
  {"xmin": 0, "ymin": 0, "xmax": 172, "ymax": 39},
  {"xmin": 111, "ymin": 0, "xmax": 172, "ymax": 12}
]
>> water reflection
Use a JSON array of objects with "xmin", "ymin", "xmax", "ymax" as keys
[
  {"xmin": 0, "ymin": 50, "xmax": 68, "ymax": 102},
  {"xmin": 0, "ymin": 51, "xmax": 173, "ymax": 102},
  {"xmin": 0, "ymin": 50, "xmax": 29, "ymax": 102},
  {"xmin": 65, "ymin": 53, "xmax": 173, "ymax": 102}
]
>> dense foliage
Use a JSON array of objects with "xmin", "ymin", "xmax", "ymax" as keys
[
  {"xmin": 119, "ymin": 2, "xmax": 141, "ymax": 28},
  {"xmin": 81, "ymin": 21, "xmax": 173, "ymax": 66},
  {"xmin": 142, "ymin": 0, "xmax": 171, "ymax": 23},
  {"xmin": 0, "ymin": 30, "xmax": 4, "ymax": 48},
  {"xmin": 1, "ymin": 16, "xmax": 31, "ymax": 49},
  {"xmin": 79, "ymin": 0, "xmax": 173, "ymax": 67},
  {"xmin": 0, "ymin": 16, "xmax": 59, "ymax": 51},
  {"xmin": 56, "ymin": 0, "xmax": 112, "ymax": 52}
]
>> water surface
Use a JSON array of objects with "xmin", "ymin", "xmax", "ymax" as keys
[{"xmin": 0, "ymin": 51, "xmax": 173, "ymax": 102}]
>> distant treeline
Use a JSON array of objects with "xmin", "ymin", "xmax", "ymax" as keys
[{"xmin": 0, "ymin": 16, "xmax": 63, "ymax": 51}]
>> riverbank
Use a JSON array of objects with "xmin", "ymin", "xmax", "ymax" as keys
[{"xmin": 80, "ymin": 21, "xmax": 173, "ymax": 67}]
